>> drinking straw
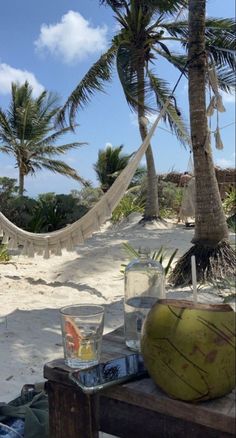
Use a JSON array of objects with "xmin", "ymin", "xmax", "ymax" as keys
[{"xmin": 191, "ymin": 255, "xmax": 198, "ymax": 304}]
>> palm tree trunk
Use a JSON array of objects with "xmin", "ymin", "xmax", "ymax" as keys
[
  {"xmin": 169, "ymin": 0, "xmax": 235, "ymax": 286},
  {"xmin": 19, "ymin": 168, "xmax": 24, "ymax": 196},
  {"xmin": 137, "ymin": 66, "xmax": 159, "ymax": 219},
  {"xmin": 188, "ymin": 0, "xmax": 228, "ymax": 244}
]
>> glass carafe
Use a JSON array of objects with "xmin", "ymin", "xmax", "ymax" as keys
[{"xmin": 124, "ymin": 249, "xmax": 165, "ymax": 351}]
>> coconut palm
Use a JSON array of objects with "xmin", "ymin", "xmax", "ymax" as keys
[
  {"xmin": 58, "ymin": 0, "xmax": 235, "ymax": 221},
  {"xmin": 94, "ymin": 144, "xmax": 146, "ymax": 192},
  {"xmin": 169, "ymin": 0, "xmax": 235, "ymax": 286},
  {"xmin": 0, "ymin": 82, "xmax": 87, "ymax": 195}
]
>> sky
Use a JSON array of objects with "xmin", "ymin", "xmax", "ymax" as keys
[{"xmin": 0, "ymin": 0, "xmax": 235, "ymax": 197}]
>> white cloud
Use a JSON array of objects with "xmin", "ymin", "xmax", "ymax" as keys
[
  {"xmin": 0, "ymin": 63, "xmax": 44, "ymax": 97},
  {"xmin": 215, "ymin": 157, "xmax": 235, "ymax": 168},
  {"xmin": 35, "ymin": 10, "xmax": 108, "ymax": 63}
]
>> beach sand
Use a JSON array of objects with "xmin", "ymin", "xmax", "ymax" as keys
[{"xmin": 0, "ymin": 213, "xmax": 234, "ymax": 437}]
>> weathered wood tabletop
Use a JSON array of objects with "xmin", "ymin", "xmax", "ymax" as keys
[{"xmin": 44, "ymin": 327, "xmax": 235, "ymax": 438}]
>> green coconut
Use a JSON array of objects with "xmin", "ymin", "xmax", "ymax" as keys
[{"xmin": 141, "ymin": 299, "xmax": 236, "ymax": 402}]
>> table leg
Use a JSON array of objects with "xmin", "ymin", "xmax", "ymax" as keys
[{"xmin": 46, "ymin": 381, "xmax": 99, "ymax": 438}]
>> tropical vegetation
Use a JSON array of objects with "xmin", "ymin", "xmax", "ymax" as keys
[
  {"xmin": 0, "ymin": 82, "xmax": 87, "ymax": 195},
  {"xmin": 58, "ymin": 0, "xmax": 235, "ymax": 222},
  {"xmin": 223, "ymin": 188, "xmax": 236, "ymax": 233},
  {"xmin": 112, "ymin": 193, "xmax": 145, "ymax": 222},
  {"xmin": 0, "ymin": 178, "xmax": 89, "ymax": 232},
  {"xmin": 94, "ymin": 144, "xmax": 146, "ymax": 192},
  {"xmin": 0, "ymin": 245, "xmax": 10, "ymax": 263},
  {"xmin": 121, "ymin": 242, "xmax": 178, "ymax": 278}
]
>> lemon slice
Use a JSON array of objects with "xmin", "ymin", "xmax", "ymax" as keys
[{"xmin": 78, "ymin": 343, "xmax": 95, "ymax": 361}]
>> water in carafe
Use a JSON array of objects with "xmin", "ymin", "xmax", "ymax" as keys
[{"xmin": 124, "ymin": 249, "xmax": 165, "ymax": 351}]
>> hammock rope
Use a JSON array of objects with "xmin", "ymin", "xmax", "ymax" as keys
[
  {"xmin": 0, "ymin": 98, "xmax": 176, "ymax": 258},
  {"xmin": 206, "ymin": 61, "xmax": 226, "ymax": 151}
]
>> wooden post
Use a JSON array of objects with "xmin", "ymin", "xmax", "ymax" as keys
[{"xmin": 46, "ymin": 381, "xmax": 99, "ymax": 438}]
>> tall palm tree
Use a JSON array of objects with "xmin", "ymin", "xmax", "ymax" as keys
[
  {"xmin": 0, "ymin": 82, "xmax": 87, "ymax": 195},
  {"xmin": 170, "ymin": 0, "xmax": 235, "ymax": 286},
  {"xmin": 94, "ymin": 144, "xmax": 146, "ymax": 192},
  {"xmin": 58, "ymin": 0, "xmax": 235, "ymax": 221}
]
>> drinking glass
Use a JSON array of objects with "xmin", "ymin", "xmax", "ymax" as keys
[{"xmin": 60, "ymin": 304, "xmax": 104, "ymax": 368}]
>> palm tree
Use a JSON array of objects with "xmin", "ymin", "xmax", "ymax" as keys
[
  {"xmin": 94, "ymin": 144, "xmax": 146, "ymax": 192},
  {"xmin": 0, "ymin": 82, "xmax": 87, "ymax": 195},
  {"xmin": 58, "ymin": 0, "xmax": 235, "ymax": 221},
  {"xmin": 169, "ymin": 0, "xmax": 235, "ymax": 286}
]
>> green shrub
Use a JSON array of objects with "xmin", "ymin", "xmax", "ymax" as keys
[
  {"xmin": 0, "ymin": 190, "xmax": 89, "ymax": 233},
  {"xmin": 29, "ymin": 193, "xmax": 89, "ymax": 232},
  {"xmin": 112, "ymin": 194, "xmax": 144, "ymax": 223},
  {"xmin": 223, "ymin": 188, "xmax": 236, "ymax": 216},
  {"xmin": 158, "ymin": 181, "xmax": 183, "ymax": 216},
  {"xmin": 121, "ymin": 243, "xmax": 178, "ymax": 277},
  {"xmin": 2, "ymin": 196, "xmax": 38, "ymax": 231},
  {"xmin": 0, "ymin": 245, "xmax": 10, "ymax": 262},
  {"xmin": 71, "ymin": 186, "xmax": 103, "ymax": 208}
]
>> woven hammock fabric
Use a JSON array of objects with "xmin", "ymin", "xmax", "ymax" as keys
[{"xmin": 0, "ymin": 102, "xmax": 172, "ymax": 258}]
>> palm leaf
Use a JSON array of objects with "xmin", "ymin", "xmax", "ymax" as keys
[
  {"xmin": 99, "ymin": 0, "xmax": 127, "ymax": 11},
  {"xmin": 28, "ymin": 142, "xmax": 86, "ymax": 158},
  {"xmin": 116, "ymin": 43, "xmax": 153, "ymax": 112},
  {"xmin": 33, "ymin": 158, "xmax": 87, "ymax": 185},
  {"xmin": 154, "ymin": 47, "xmax": 188, "ymax": 75},
  {"xmin": 34, "ymin": 126, "xmax": 79, "ymax": 147},
  {"xmin": 162, "ymin": 18, "xmax": 236, "ymax": 77},
  {"xmin": 142, "ymin": 0, "xmax": 188, "ymax": 16},
  {"xmin": 122, "ymin": 242, "xmax": 140, "ymax": 258},
  {"xmin": 57, "ymin": 46, "xmax": 116, "ymax": 127},
  {"xmin": 122, "ymin": 242, "xmax": 178, "ymax": 277},
  {"xmin": 148, "ymin": 72, "xmax": 190, "ymax": 145},
  {"xmin": 215, "ymin": 66, "xmax": 236, "ymax": 91}
]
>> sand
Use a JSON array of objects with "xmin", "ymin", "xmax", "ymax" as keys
[{"xmin": 0, "ymin": 213, "xmax": 234, "ymax": 406}]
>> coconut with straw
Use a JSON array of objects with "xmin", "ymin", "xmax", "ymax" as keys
[{"xmin": 141, "ymin": 256, "xmax": 235, "ymax": 402}]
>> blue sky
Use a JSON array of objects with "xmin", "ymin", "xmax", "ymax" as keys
[{"xmin": 0, "ymin": 0, "xmax": 235, "ymax": 197}]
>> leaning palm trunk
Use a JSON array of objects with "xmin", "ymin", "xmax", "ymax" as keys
[
  {"xmin": 19, "ymin": 168, "xmax": 24, "ymax": 196},
  {"xmin": 170, "ymin": 0, "xmax": 235, "ymax": 286},
  {"xmin": 137, "ymin": 66, "xmax": 159, "ymax": 219}
]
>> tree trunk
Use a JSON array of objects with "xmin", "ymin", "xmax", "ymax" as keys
[
  {"xmin": 19, "ymin": 168, "xmax": 24, "ymax": 196},
  {"xmin": 137, "ymin": 67, "xmax": 159, "ymax": 219},
  {"xmin": 169, "ymin": 0, "xmax": 235, "ymax": 286},
  {"xmin": 188, "ymin": 0, "xmax": 228, "ymax": 245}
]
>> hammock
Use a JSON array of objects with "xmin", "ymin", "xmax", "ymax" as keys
[{"xmin": 0, "ymin": 101, "xmax": 173, "ymax": 258}]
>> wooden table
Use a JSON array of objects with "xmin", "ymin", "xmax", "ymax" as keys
[{"xmin": 44, "ymin": 327, "xmax": 235, "ymax": 438}]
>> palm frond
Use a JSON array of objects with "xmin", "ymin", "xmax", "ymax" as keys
[
  {"xmin": 205, "ymin": 19, "xmax": 235, "ymax": 73},
  {"xmin": 0, "ymin": 109, "xmax": 15, "ymax": 141},
  {"xmin": 28, "ymin": 142, "xmax": 86, "ymax": 158},
  {"xmin": 160, "ymin": 19, "xmax": 188, "ymax": 39},
  {"xmin": 148, "ymin": 72, "xmax": 190, "ymax": 145},
  {"xmin": 57, "ymin": 46, "xmax": 116, "ymax": 127},
  {"xmin": 99, "ymin": 0, "xmax": 128, "ymax": 11},
  {"xmin": 34, "ymin": 125, "xmax": 81, "ymax": 147},
  {"xmin": 116, "ymin": 43, "xmax": 153, "ymax": 112},
  {"xmin": 215, "ymin": 66, "xmax": 236, "ymax": 91},
  {"xmin": 162, "ymin": 17, "xmax": 236, "ymax": 75},
  {"xmin": 33, "ymin": 158, "xmax": 87, "ymax": 185},
  {"xmin": 154, "ymin": 47, "xmax": 188, "ymax": 75},
  {"xmin": 141, "ymin": 0, "xmax": 188, "ymax": 16}
]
